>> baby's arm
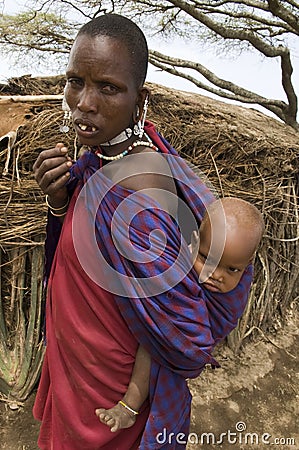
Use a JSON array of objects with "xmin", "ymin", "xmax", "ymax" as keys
[
  {"xmin": 95, "ymin": 345, "xmax": 151, "ymax": 432},
  {"xmin": 122, "ymin": 344, "xmax": 151, "ymax": 411}
]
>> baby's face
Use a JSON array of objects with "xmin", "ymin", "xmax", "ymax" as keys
[{"xmin": 192, "ymin": 219, "xmax": 253, "ymax": 293}]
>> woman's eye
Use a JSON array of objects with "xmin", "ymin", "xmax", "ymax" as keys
[
  {"xmin": 67, "ymin": 78, "xmax": 83, "ymax": 87},
  {"xmin": 100, "ymin": 84, "xmax": 118, "ymax": 94}
]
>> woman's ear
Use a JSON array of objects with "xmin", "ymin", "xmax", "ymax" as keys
[
  {"xmin": 136, "ymin": 87, "xmax": 151, "ymax": 121},
  {"xmin": 133, "ymin": 87, "xmax": 151, "ymax": 138}
]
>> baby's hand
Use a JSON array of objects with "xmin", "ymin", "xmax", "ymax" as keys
[{"xmin": 95, "ymin": 403, "xmax": 136, "ymax": 433}]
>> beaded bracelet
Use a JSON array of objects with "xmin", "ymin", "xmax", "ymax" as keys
[
  {"xmin": 118, "ymin": 400, "xmax": 139, "ymax": 416},
  {"xmin": 45, "ymin": 194, "xmax": 69, "ymax": 212}
]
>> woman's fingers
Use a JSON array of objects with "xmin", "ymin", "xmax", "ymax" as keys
[
  {"xmin": 38, "ymin": 159, "xmax": 72, "ymax": 189},
  {"xmin": 33, "ymin": 143, "xmax": 67, "ymax": 172},
  {"xmin": 36, "ymin": 160, "xmax": 72, "ymax": 194},
  {"xmin": 42, "ymin": 171, "xmax": 71, "ymax": 197},
  {"xmin": 33, "ymin": 144, "xmax": 73, "ymax": 195}
]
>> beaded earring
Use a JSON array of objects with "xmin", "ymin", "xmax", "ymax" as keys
[
  {"xmin": 60, "ymin": 87, "xmax": 72, "ymax": 133},
  {"xmin": 133, "ymin": 95, "xmax": 149, "ymax": 139},
  {"xmin": 140, "ymin": 95, "xmax": 149, "ymax": 133}
]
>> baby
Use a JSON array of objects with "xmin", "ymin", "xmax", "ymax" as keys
[
  {"xmin": 96, "ymin": 197, "xmax": 264, "ymax": 432},
  {"xmin": 191, "ymin": 196, "xmax": 264, "ymax": 293}
]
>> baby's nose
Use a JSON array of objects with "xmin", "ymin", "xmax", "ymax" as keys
[{"xmin": 210, "ymin": 268, "xmax": 224, "ymax": 282}]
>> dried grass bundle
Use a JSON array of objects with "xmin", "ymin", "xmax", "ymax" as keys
[
  {"xmin": 0, "ymin": 99, "xmax": 73, "ymax": 401},
  {"xmin": 0, "ymin": 74, "xmax": 66, "ymax": 96}
]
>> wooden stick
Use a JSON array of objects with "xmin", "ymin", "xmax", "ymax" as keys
[{"xmin": 0, "ymin": 95, "xmax": 63, "ymax": 103}]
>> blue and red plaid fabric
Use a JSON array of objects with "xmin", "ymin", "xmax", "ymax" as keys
[{"xmin": 45, "ymin": 122, "xmax": 253, "ymax": 449}]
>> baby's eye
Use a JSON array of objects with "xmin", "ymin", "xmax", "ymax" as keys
[
  {"xmin": 229, "ymin": 267, "xmax": 240, "ymax": 273},
  {"xmin": 198, "ymin": 252, "xmax": 207, "ymax": 261}
]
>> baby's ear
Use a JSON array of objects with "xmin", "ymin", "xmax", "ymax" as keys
[{"xmin": 190, "ymin": 230, "xmax": 200, "ymax": 262}]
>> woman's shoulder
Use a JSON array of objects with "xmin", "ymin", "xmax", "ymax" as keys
[
  {"xmin": 120, "ymin": 149, "xmax": 175, "ymax": 192},
  {"xmin": 102, "ymin": 149, "xmax": 178, "ymax": 215}
]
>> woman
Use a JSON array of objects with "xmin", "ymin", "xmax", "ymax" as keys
[{"xmin": 33, "ymin": 14, "xmax": 253, "ymax": 449}]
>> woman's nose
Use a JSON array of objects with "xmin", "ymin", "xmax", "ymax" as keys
[{"xmin": 77, "ymin": 88, "xmax": 97, "ymax": 113}]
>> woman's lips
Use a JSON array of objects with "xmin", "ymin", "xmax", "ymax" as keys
[
  {"xmin": 77, "ymin": 123, "xmax": 97, "ymax": 132},
  {"xmin": 74, "ymin": 119, "xmax": 99, "ymax": 138}
]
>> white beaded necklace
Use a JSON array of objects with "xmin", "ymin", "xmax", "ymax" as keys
[{"xmin": 95, "ymin": 140, "xmax": 158, "ymax": 161}]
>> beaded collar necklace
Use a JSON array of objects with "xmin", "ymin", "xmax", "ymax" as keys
[
  {"xmin": 95, "ymin": 140, "xmax": 158, "ymax": 161},
  {"xmin": 101, "ymin": 127, "xmax": 134, "ymax": 147}
]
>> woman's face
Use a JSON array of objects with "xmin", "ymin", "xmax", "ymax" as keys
[{"xmin": 65, "ymin": 34, "xmax": 145, "ymax": 146}]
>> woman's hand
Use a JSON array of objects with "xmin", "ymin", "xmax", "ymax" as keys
[{"xmin": 33, "ymin": 143, "xmax": 73, "ymax": 207}]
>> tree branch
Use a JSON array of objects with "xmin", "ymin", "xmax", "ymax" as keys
[
  {"xmin": 1, "ymin": 35, "xmax": 70, "ymax": 53},
  {"xmin": 169, "ymin": 0, "xmax": 289, "ymax": 56},
  {"xmin": 193, "ymin": 4, "xmax": 293, "ymax": 34},
  {"xmin": 280, "ymin": 49, "xmax": 298, "ymax": 124},
  {"xmin": 267, "ymin": 0, "xmax": 299, "ymax": 34},
  {"xmin": 149, "ymin": 49, "xmax": 298, "ymax": 127}
]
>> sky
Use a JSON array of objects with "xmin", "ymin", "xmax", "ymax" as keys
[{"xmin": 1, "ymin": 0, "xmax": 298, "ymax": 120}]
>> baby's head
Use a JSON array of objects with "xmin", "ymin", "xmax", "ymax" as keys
[{"xmin": 192, "ymin": 197, "xmax": 264, "ymax": 293}]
